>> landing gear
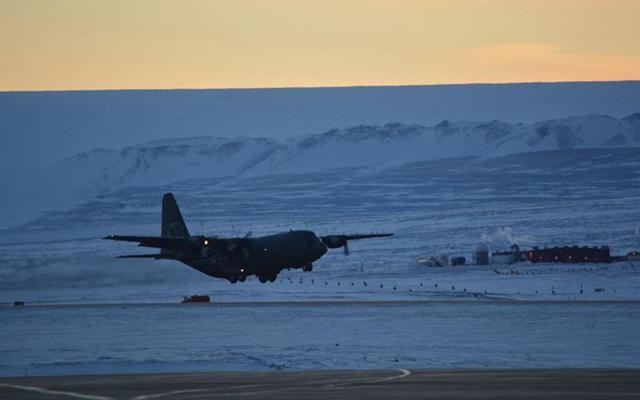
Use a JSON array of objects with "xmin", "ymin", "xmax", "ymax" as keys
[
  {"xmin": 228, "ymin": 276, "xmax": 238, "ymax": 284},
  {"xmin": 302, "ymin": 263, "xmax": 313, "ymax": 272},
  {"xmin": 238, "ymin": 273, "xmax": 247, "ymax": 283},
  {"xmin": 258, "ymin": 272, "xmax": 277, "ymax": 283}
]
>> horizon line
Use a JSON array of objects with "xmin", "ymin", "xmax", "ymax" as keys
[{"xmin": 1, "ymin": 79, "xmax": 638, "ymax": 94}]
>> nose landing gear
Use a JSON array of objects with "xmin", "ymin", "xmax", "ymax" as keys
[
  {"xmin": 229, "ymin": 272, "xmax": 247, "ymax": 284},
  {"xmin": 258, "ymin": 272, "xmax": 278, "ymax": 283},
  {"xmin": 302, "ymin": 263, "xmax": 313, "ymax": 272}
]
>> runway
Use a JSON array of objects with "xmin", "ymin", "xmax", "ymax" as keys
[{"xmin": 1, "ymin": 369, "xmax": 639, "ymax": 399}]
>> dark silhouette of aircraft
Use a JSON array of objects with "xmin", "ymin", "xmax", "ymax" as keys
[{"xmin": 105, "ymin": 193, "xmax": 392, "ymax": 283}]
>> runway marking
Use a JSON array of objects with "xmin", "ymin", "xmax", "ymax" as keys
[
  {"xmin": 322, "ymin": 368, "xmax": 412, "ymax": 389},
  {"xmin": 193, "ymin": 387, "xmax": 298, "ymax": 398},
  {"xmin": 167, "ymin": 371, "xmax": 415, "ymax": 398},
  {"xmin": 0, "ymin": 370, "xmax": 413, "ymax": 400},
  {"xmin": 131, "ymin": 388, "xmax": 211, "ymax": 400},
  {"xmin": 0, "ymin": 383, "xmax": 114, "ymax": 400},
  {"xmin": 131, "ymin": 384, "xmax": 269, "ymax": 400},
  {"xmin": 166, "ymin": 372, "xmax": 414, "ymax": 398},
  {"xmin": 369, "ymin": 368, "xmax": 412, "ymax": 383}
]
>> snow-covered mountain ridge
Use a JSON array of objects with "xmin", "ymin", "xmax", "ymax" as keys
[{"xmin": 58, "ymin": 112, "xmax": 640, "ymax": 195}]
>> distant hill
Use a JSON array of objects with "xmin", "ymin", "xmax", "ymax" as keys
[
  {"xmin": 1, "ymin": 81, "xmax": 639, "ymax": 170},
  {"xmin": 53, "ymin": 112, "xmax": 640, "ymax": 196},
  {"xmin": 2, "ymin": 81, "xmax": 639, "ymax": 227}
]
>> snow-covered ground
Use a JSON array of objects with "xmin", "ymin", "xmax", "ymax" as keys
[
  {"xmin": 0, "ymin": 262, "xmax": 638, "ymax": 306},
  {"xmin": 1, "ymin": 84, "xmax": 639, "ymax": 375},
  {"xmin": 1, "ymin": 301, "xmax": 639, "ymax": 376},
  {"xmin": 1, "ymin": 148, "xmax": 639, "ymax": 304},
  {"xmin": 2, "ymin": 81, "xmax": 640, "ymax": 226}
]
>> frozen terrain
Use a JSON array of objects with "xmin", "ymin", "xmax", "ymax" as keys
[
  {"xmin": 2, "ymin": 81, "xmax": 638, "ymax": 170},
  {"xmin": 47, "ymin": 112, "xmax": 640, "ymax": 195},
  {"xmin": 1, "ymin": 148, "xmax": 639, "ymax": 305},
  {"xmin": 3, "ymin": 111, "xmax": 640, "ymax": 227},
  {"xmin": 1, "ymin": 84, "xmax": 639, "ymax": 376},
  {"xmin": 1, "ymin": 302, "xmax": 639, "ymax": 377},
  {"xmin": 2, "ymin": 80, "xmax": 640, "ymax": 226}
]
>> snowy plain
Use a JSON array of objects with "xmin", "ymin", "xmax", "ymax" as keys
[
  {"xmin": 2, "ymin": 302, "xmax": 639, "ymax": 377},
  {"xmin": 1, "ymin": 83, "xmax": 639, "ymax": 376}
]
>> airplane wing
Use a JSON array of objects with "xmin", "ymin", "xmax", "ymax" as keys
[
  {"xmin": 105, "ymin": 234, "xmax": 247, "ymax": 255},
  {"xmin": 320, "ymin": 233, "xmax": 393, "ymax": 255},
  {"xmin": 116, "ymin": 253, "xmax": 173, "ymax": 259},
  {"xmin": 321, "ymin": 233, "xmax": 393, "ymax": 245},
  {"xmin": 104, "ymin": 235, "xmax": 200, "ymax": 251}
]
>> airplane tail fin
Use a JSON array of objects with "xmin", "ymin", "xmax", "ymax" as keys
[{"xmin": 161, "ymin": 193, "xmax": 190, "ymax": 238}]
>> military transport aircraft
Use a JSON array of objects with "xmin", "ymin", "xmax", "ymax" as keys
[{"xmin": 105, "ymin": 193, "xmax": 392, "ymax": 283}]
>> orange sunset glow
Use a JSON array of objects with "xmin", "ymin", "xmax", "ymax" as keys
[{"xmin": 1, "ymin": 0, "xmax": 638, "ymax": 91}]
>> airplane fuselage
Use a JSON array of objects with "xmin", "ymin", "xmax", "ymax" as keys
[{"xmin": 183, "ymin": 230, "xmax": 327, "ymax": 282}]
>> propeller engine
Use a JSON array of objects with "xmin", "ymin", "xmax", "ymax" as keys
[
  {"xmin": 197, "ymin": 231, "xmax": 252, "ymax": 259},
  {"xmin": 320, "ymin": 233, "xmax": 393, "ymax": 255},
  {"xmin": 225, "ymin": 231, "xmax": 253, "ymax": 259}
]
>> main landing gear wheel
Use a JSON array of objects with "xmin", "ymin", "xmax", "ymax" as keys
[
  {"xmin": 228, "ymin": 276, "xmax": 238, "ymax": 284},
  {"xmin": 259, "ymin": 275, "xmax": 269, "ymax": 283},
  {"xmin": 268, "ymin": 273, "xmax": 277, "ymax": 282},
  {"xmin": 302, "ymin": 263, "xmax": 313, "ymax": 272},
  {"xmin": 238, "ymin": 274, "xmax": 247, "ymax": 283}
]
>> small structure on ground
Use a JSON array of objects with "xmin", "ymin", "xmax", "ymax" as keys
[
  {"xmin": 526, "ymin": 246, "xmax": 610, "ymax": 263},
  {"xmin": 418, "ymin": 254, "xmax": 449, "ymax": 267},
  {"xmin": 491, "ymin": 244, "xmax": 522, "ymax": 264},
  {"xmin": 451, "ymin": 256, "xmax": 466, "ymax": 266},
  {"xmin": 473, "ymin": 243, "xmax": 489, "ymax": 265},
  {"xmin": 182, "ymin": 295, "xmax": 211, "ymax": 303}
]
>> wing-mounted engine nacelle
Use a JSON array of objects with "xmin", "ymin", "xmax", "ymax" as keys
[
  {"xmin": 322, "ymin": 235, "xmax": 347, "ymax": 249},
  {"xmin": 321, "ymin": 233, "xmax": 393, "ymax": 256}
]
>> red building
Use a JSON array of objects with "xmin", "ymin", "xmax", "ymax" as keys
[{"xmin": 526, "ymin": 246, "xmax": 610, "ymax": 264}]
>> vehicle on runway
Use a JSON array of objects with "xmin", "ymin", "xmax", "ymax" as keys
[{"xmin": 105, "ymin": 193, "xmax": 392, "ymax": 283}]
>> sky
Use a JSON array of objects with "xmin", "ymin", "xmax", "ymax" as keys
[{"xmin": 0, "ymin": 0, "xmax": 638, "ymax": 91}]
